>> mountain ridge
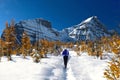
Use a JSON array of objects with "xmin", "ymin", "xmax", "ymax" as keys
[{"xmin": 2, "ymin": 16, "xmax": 114, "ymax": 43}]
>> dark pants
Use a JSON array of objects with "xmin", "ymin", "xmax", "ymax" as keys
[{"xmin": 63, "ymin": 56, "xmax": 68, "ymax": 68}]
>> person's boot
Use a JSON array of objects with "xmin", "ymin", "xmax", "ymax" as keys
[{"xmin": 65, "ymin": 65, "xmax": 66, "ymax": 69}]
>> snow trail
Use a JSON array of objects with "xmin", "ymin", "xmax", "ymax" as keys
[
  {"xmin": 66, "ymin": 63, "xmax": 76, "ymax": 80},
  {"xmin": 49, "ymin": 55, "xmax": 76, "ymax": 80}
]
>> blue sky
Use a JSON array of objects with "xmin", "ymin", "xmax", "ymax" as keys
[{"xmin": 0, "ymin": 0, "xmax": 120, "ymax": 35}]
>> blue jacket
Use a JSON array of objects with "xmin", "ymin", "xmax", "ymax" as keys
[{"xmin": 62, "ymin": 49, "xmax": 69, "ymax": 56}]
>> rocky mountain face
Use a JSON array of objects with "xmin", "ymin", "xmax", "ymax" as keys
[
  {"xmin": 4, "ymin": 16, "xmax": 112, "ymax": 43},
  {"xmin": 68, "ymin": 16, "xmax": 110, "ymax": 41},
  {"xmin": 15, "ymin": 18, "xmax": 62, "ymax": 43}
]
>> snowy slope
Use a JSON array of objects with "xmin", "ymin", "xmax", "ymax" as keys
[
  {"xmin": 68, "ymin": 16, "xmax": 110, "ymax": 41},
  {"xmin": 0, "ymin": 51, "xmax": 108, "ymax": 80}
]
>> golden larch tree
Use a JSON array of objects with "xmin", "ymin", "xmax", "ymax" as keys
[
  {"xmin": 104, "ymin": 57, "xmax": 120, "ymax": 80},
  {"xmin": 3, "ymin": 21, "xmax": 16, "ymax": 61},
  {"xmin": 21, "ymin": 31, "xmax": 31, "ymax": 58}
]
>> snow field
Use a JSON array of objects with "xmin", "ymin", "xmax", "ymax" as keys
[{"xmin": 0, "ymin": 51, "xmax": 108, "ymax": 80}]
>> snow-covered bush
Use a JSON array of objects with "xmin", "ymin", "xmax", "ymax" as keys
[{"xmin": 30, "ymin": 49, "xmax": 40, "ymax": 63}]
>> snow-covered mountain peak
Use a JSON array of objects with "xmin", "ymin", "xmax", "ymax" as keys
[
  {"xmin": 78, "ymin": 16, "xmax": 105, "ymax": 29},
  {"xmin": 81, "ymin": 16, "xmax": 97, "ymax": 24},
  {"xmin": 68, "ymin": 16, "xmax": 110, "ymax": 41}
]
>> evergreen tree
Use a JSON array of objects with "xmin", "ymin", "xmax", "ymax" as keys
[
  {"xmin": 110, "ymin": 35, "xmax": 120, "ymax": 55},
  {"xmin": 101, "ymin": 37, "xmax": 111, "ymax": 52},
  {"xmin": 21, "ymin": 31, "xmax": 31, "ymax": 58},
  {"xmin": 0, "ymin": 39, "xmax": 4, "ymax": 61},
  {"xmin": 3, "ymin": 21, "xmax": 16, "ymax": 61},
  {"xmin": 39, "ymin": 39, "xmax": 49, "ymax": 57},
  {"xmin": 104, "ymin": 57, "xmax": 120, "ymax": 80}
]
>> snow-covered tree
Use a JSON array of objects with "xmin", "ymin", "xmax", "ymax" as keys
[
  {"xmin": 74, "ymin": 45, "xmax": 81, "ymax": 56},
  {"xmin": 30, "ymin": 49, "xmax": 40, "ymax": 63}
]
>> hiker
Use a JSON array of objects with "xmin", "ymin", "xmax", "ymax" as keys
[{"xmin": 62, "ymin": 49, "xmax": 69, "ymax": 68}]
